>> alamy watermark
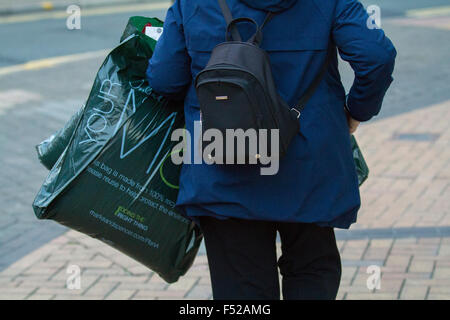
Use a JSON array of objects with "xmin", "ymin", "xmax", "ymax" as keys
[
  {"xmin": 366, "ymin": 265, "xmax": 381, "ymax": 290},
  {"xmin": 366, "ymin": 5, "xmax": 382, "ymax": 30},
  {"xmin": 170, "ymin": 122, "xmax": 281, "ymax": 176},
  {"xmin": 66, "ymin": 264, "xmax": 81, "ymax": 290},
  {"xmin": 66, "ymin": 5, "xmax": 81, "ymax": 30}
]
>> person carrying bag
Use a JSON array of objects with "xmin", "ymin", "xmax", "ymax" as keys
[{"xmin": 147, "ymin": 0, "xmax": 396, "ymax": 299}]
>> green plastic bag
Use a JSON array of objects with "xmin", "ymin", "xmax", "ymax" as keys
[
  {"xmin": 34, "ymin": 17, "xmax": 165, "ymax": 170},
  {"xmin": 351, "ymin": 135, "xmax": 369, "ymax": 186},
  {"xmin": 34, "ymin": 17, "xmax": 165, "ymax": 171},
  {"xmin": 120, "ymin": 16, "xmax": 163, "ymax": 44},
  {"xmin": 36, "ymin": 107, "xmax": 84, "ymax": 170},
  {"xmin": 33, "ymin": 17, "xmax": 202, "ymax": 283}
]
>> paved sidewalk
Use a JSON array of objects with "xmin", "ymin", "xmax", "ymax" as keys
[{"xmin": 0, "ymin": 99, "xmax": 449, "ymax": 300}]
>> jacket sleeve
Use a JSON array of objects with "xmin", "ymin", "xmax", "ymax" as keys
[
  {"xmin": 146, "ymin": 0, "xmax": 191, "ymax": 100},
  {"xmin": 332, "ymin": 0, "xmax": 396, "ymax": 121}
]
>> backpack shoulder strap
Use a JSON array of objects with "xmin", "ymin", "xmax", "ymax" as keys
[
  {"xmin": 248, "ymin": 12, "xmax": 274, "ymax": 45},
  {"xmin": 217, "ymin": 0, "xmax": 242, "ymax": 41},
  {"xmin": 260, "ymin": 12, "xmax": 274, "ymax": 29},
  {"xmin": 291, "ymin": 46, "xmax": 333, "ymax": 118}
]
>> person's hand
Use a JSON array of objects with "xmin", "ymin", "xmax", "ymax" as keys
[{"xmin": 345, "ymin": 109, "xmax": 360, "ymax": 134}]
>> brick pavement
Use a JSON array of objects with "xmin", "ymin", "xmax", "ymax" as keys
[{"xmin": 0, "ymin": 98, "xmax": 449, "ymax": 300}]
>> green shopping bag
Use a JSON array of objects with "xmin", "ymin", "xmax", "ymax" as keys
[
  {"xmin": 351, "ymin": 135, "xmax": 369, "ymax": 186},
  {"xmin": 120, "ymin": 16, "xmax": 164, "ymax": 43},
  {"xmin": 33, "ymin": 17, "xmax": 202, "ymax": 283},
  {"xmin": 36, "ymin": 107, "xmax": 84, "ymax": 170}
]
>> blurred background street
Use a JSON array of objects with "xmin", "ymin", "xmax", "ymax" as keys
[{"xmin": 0, "ymin": 0, "xmax": 449, "ymax": 299}]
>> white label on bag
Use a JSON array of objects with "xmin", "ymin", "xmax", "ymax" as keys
[{"xmin": 145, "ymin": 26, "xmax": 163, "ymax": 41}]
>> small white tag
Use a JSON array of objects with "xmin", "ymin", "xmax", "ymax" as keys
[{"xmin": 145, "ymin": 26, "xmax": 163, "ymax": 41}]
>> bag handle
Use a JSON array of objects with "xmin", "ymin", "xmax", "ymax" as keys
[
  {"xmin": 218, "ymin": 0, "xmax": 272, "ymax": 45},
  {"xmin": 226, "ymin": 17, "xmax": 260, "ymax": 42}
]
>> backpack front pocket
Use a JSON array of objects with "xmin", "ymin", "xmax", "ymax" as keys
[{"xmin": 196, "ymin": 78, "xmax": 260, "ymax": 132}]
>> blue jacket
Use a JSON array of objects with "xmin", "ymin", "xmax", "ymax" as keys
[{"xmin": 147, "ymin": 0, "xmax": 396, "ymax": 228}]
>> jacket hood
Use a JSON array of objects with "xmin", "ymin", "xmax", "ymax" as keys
[{"xmin": 239, "ymin": 0, "xmax": 298, "ymax": 12}]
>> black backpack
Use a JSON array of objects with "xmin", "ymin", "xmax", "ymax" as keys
[{"xmin": 195, "ymin": 0, "xmax": 330, "ymax": 164}]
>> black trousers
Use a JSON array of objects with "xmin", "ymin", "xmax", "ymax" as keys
[{"xmin": 198, "ymin": 216, "xmax": 342, "ymax": 300}]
